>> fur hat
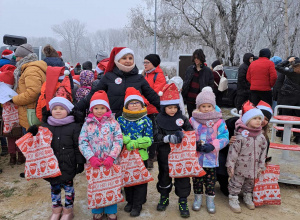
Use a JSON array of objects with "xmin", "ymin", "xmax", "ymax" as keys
[
  {"xmin": 196, "ymin": 86, "xmax": 216, "ymax": 108},
  {"xmin": 105, "ymin": 47, "xmax": 134, "ymax": 73},
  {"xmin": 124, "ymin": 87, "xmax": 144, "ymax": 108},
  {"xmin": 49, "ymin": 97, "xmax": 74, "ymax": 114},
  {"xmin": 242, "ymin": 100, "xmax": 264, "ymax": 125},
  {"xmin": 256, "ymin": 100, "xmax": 273, "ymax": 121},
  {"xmin": 90, "ymin": 90, "xmax": 110, "ymax": 111},
  {"xmin": 1, "ymin": 49, "xmax": 14, "ymax": 60},
  {"xmin": 43, "ymin": 45, "xmax": 59, "ymax": 57},
  {"xmin": 15, "ymin": 44, "xmax": 33, "ymax": 57},
  {"xmin": 159, "ymin": 83, "xmax": 180, "ymax": 106},
  {"xmin": 144, "ymin": 54, "xmax": 161, "ymax": 67}
]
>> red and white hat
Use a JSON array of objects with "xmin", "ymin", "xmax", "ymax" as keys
[
  {"xmin": 241, "ymin": 100, "xmax": 264, "ymax": 125},
  {"xmin": 105, "ymin": 47, "xmax": 134, "ymax": 73},
  {"xmin": 0, "ymin": 64, "xmax": 16, "ymax": 88},
  {"xmin": 159, "ymin": 83, "xmax": 180, "ymax": 106},
  {"xmin": 90, "ymin": 90, "xmax": 110, "ymax": 111},
  {"xmin": 1, "ymin": 49, "xmax": 14, "ymax": 60},
  {"xmin": 256, "ymin": 100, "xmax": 273, "ymax": 120},
  {"xmin": 124, "ymin": 87, "xmax": 144, "ymax": 107},
  {"xmin": 57, "ymin": 51, "xmax": 62, "ymax": 58}
]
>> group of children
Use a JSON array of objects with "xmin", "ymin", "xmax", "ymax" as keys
[{"xmin": 28, "ymin": 67, "xmax": 271, "ymax": 220}]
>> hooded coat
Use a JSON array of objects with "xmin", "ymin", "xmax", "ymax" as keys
[{"xmin": 237, "ymin": 53, "xmax": 254, "ymax": 95}]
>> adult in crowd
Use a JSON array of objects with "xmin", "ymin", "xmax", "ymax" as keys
[
  {"xmin": 270, "ymin": 56, "xmax": 283, "ymax": 107},
  {"xmin": 82, "ymin": 61, "xmax": 93, "ymax": 71},
  {"xmin": 246, "ymin": 48, "xmax": 277, "ymax": 106},
  {"xmin": 236, "ymin": 53, "xmax": 254, "ymax": 110},
  {"xmin": 211, "ymin": 60, "xmax": 227, "ymax": 107},
  {"xmin": 42, "ymin": 44, "xmax": 65, "ymax": 67},
  {"xmin": 0, "ymin": 49, "xmax": 14, "ymax": 68},
  {"xmin": 75, "ymin": 47, "xmax": 160, "ymax": 121},
  {"xmin": 94, "ymin": 51, "xmax": 109, "ymax": 82},
  {"xmin": 143, "ymin": 54, "xmax": 167, "ymax": 169},
  {"xmin": 182, "ymin": 49, "xmax": 214, "ymax": 118},
  {"xmin": 73, "ymin": 63, "xmax": 82, "ymax": 75}
]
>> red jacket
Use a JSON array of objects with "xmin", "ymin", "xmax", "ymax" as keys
[
  {"xmin": 246, "ymin": 57, "xmax": 277, "ymax": 91},
  {"xmin": 144, "ymin": 66, "xmax": 166, "ymax": 114}
]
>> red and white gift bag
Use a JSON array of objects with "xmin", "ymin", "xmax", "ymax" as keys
[
  {"xmin": 2, "ymin": 102, "xmax": 20, "ymax": 133},
  {"xmin": 86, "ymin": 164, "xmax": 124, "ymax": 209},
  {"xmin": 15, "ymin": 126, "xmax": 62, "ymax": 180},
  {"xmin": 169, "ymin": 131, "xmax": 206, "ymax": 178},
  {"xmin": 119, "ymin": 148, "xmax": 154, "ymax": 187},
  {"xmin": 253, "ymin": 164, "xmax": 281, "ymax": 206}
]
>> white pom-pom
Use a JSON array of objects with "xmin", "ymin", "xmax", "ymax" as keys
[
  {"xmin": 239, "ymin": 110, "xmax": 242, "ymax": 115},
  {"xmin": 158, "ymin": 91, "xmax": 163, "ymax": 96},
  {"xmin": 202, "ymin": 86, "xmax": 213, "ymax": 92},
  {"xmin": 64, "ymin": 70, "xmax": 70, "ymax": 76}
]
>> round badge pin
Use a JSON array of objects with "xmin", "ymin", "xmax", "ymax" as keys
[
  {"xmin": 115, "ymin": 77, "xmax": 122, "ymax": 84},
  {"xmin": 176, "ymin": 118, "xmax": 184, "ymax": 126},
  {"xmin": 241, "ymin": 130, "xmax": 249, "ymax": 137},
  {"xmin": 206, "ymin": 120, "xmax": 214, "ymax": 127}
]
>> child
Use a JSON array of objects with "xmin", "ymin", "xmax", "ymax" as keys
[
  {"xmin": 117, "ymin": 87, "xmax": 153, "ymax": 217},
  {"xmin": 75, "ymin": 70, "xmax": 94, "ymax": 103},
  {"xmin": 169, "ymin": 76, "xmax": 186, "ymax": 115},
  {"xmin": 154, "ymin": 83, "xmax": 193, "ymax": 218},
  {"xmin": 78, "ymin": 90, "xmax": 123, "ymax": 220},
  {"xmin": 226, "ymin": 100, "xmax": 268, "ymax": 213},
  {"xmin": 189, "ymin": 87, "xmax": 229, "ymax": 214},
  {"xmin": 28, "ymin": 96, "xmax": 86, "ymax": 220}
]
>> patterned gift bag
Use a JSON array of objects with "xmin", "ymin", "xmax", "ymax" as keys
[
  {"xmin": 86, "ymin": 164, "xmax": 124, "ymax": 209},
  {"xmin": 119, "ymin": 148, "xmax": 154, "ymax": 187},
  {"xmin": 15, "ymin": 126, "xmax": 62, "ymax": 180},
  {"xmin": 2, "ymin": 102, "xmax": 20, "ymax": 133},
  {"xmin": 169, "ymin": 131, "xmax": 206, "ymax": 178},
  {"xmin": 253, "ymin": 164, "xmax": 281, "ymax": 206}
]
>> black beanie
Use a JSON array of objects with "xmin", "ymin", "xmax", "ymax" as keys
[
  {"xmin": 261, "ymin": 109, "xmax": 272, "ymax": 121},
  {"xmin": 259, "ymin": 48, "xmax": 271, "ymax": 59},
  {"xmin": 211, "ymin": 60, "xmax": 221, "ymax": 69},
  {"xmin": 82, "ymin": 61, "xmax": 93, "ymax": 70},
  {"xmin": 144, "ymin": 54, "xmax": 161, "ymax": 67}
]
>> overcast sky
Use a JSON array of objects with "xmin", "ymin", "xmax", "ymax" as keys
[{"xmin": 0, "ymin": 0, "xmax": 146, "ymax": 44}]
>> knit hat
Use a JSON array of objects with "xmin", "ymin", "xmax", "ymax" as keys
[
  {"xmin": 15, "ymin": 44, "xmax": 33, "ymax": 57},
  {"xmin": 144, "ymin": 54, "xmax": 161, "ymax": 67},
  {"xmin": 124, "ymin": 87, "xmax": 144, "ymax": 107},
  {"xmin": 1, "ymin": 49, "xmax": 14, "ymax": 60},
  {"xmin": 82, "ymin": 61, "xmax": 93, "ymax": 70},
  {"xmin": 0, "ymin": 64, "xmax": 16, "ymax": 88},
  {"xmin": 259, "ymin": 48, "xmax": 271, "ymax": 59},
  {"xmin": 57, "ymin": 51, "xmax": 62, "ymax": 58},
  {"xmin": 105, "ymin": 47, "xmax": 134, "ymax": 73},
  {"xmin": 241, "ymin": 100, "xmax": 264, "ymax": 125},
  {"xmin": 196, "ymin": 86, "xmax": 216, "ymax": 108},
  {"xmin": 90, "ymin": 90, "xmax": 110, "ymax": 111},
  {"xmin": 96, "ymin": 50, "xmax": 108, "ymax": 62},
  {"xmin": 49, "ymin": 97, "xmax": 74, "ymax": 114},
  {"xmin": 270, "ymin": 56, "xmax": 282, "ymax": 65},
  {"xmin": 159, "ymin": 83, "xmax": 180, "ymax": 106},
  {"xmin": 211, "ymin": 60, "xmax": 221, "ymax": 69},
  {"xmin": 256, "ymin": 100, "xmax": 273, "ymax": 121}
]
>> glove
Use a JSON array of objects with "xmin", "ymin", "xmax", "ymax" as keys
[
  {"xmin": 174, "ymin": 131, "xmax": 184, "ymax": 140},
  {"xmin": 89, "ymin": 156, "xmax": 102, "ymax": 168},
  {"xmin": 126, "ymin": 140, "xmax": 138, "ymax": 151},
  {"xmin": 103, "ymin": 156, "xmax": 114, "ymax": 170},
  {"xmin": 123, "ymin": 135, "xmax": 131, "ymax": 145},
  {"xmin": 27, "ymin": 125, "xmax": 39, "ymax": 136},
  {"xmin": 136, "ymin": 137, "xmax": 152, "ymax": 149},
  {"xmin": 76, "ymin": 164, "xmax": 84, "ymax": 174},
  {"xmin": 199, "ymin": 143, "xmax": 215, "ymax": 153}
]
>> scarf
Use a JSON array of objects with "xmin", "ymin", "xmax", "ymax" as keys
[
  {"xmin": 122, "ymin": 107, "xmax": 147, "ymax": 121},
  {"xmin": 88, "ymin": 111, "xmax": 112, "ymax": 123},
  {"xmin": 114, "ymin": 61, "xmax": 135, "ymax": 73},
  {"xmin": 156, "ymin": 106, "xmax": 184, "ymax": 131},
  {"xmin": 192, "ymin": 110, "xmax": 222, "ymax": 125},
  {"xmin": 47, "ymin": 115, "xmax": 75, "ymax": 126},
  {"xmin": 13, "ymin": 53, "xmax": 38, "ymax": 90},
  {"xmin": 235, "ymin": 119, "xmax": 262, "ymax": 137},
  {"xmin": 145, "ymin": 68, "xmax": 156, "ymax": 74}
]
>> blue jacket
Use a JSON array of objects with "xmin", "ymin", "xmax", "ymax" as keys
[{"xmin": 0, "ymin": 58, "xmax": 10, "ymax": 68}]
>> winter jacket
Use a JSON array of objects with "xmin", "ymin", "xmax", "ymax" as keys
[
  {"xmin": 75, "ymin": 70, "xmax": 94, "ymax": 103},
  {"xmin": 0, "ymin": 58, "xmax": 10, "ymax": 68},
  {"xmin": 275, "ymin": 60, "xmax": 300, "ymax": 86},
  {"xmin": 237, "ymin": 53, "xmax": 253, "ymax": 95},
  {"xmin": 42, "ymin": 122, "xmax": 86, "ymax": 185},
  {"xmin": 43, "ymin": 57, "xmax": 65, "ymax": 67},
  {"xmin": 182, "ymin": 65, "xmax": 214, "ymax": 100},
  {"xmin": 78, "ymin": 115, "xmax": 123, "ymax": 162},
  {"xmin": 246, "ymin": 57, "xmax": 277, "ymax": 91},
  {"xmin": 117, "ymin": 115, "xmax": 153, "ymax": 160},
  {"xmin": 144, "ymin": 66, "xmax": 166, "ymax": 115},
  {"xmin": 76, "ymin": 66, "xmax": 160, "ymax": 119},
  {"xmin": 12, "ymin": 60, "xmax": 47, "ymax": 129},
  {"xmin": 226, "ymin": 119, "xmax": 268, "ymax": 179},
  {"xmin": 212, "ymin": 65, "xmax": 227, "ymax": 90}
]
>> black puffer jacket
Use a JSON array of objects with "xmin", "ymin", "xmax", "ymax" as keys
[
  {"xmin": 276, "ymin": 60, "xmax": 300, "ymax": 86},
  {"xmin": 43, "ymin": 57, "xmax": 65, "ymax": 67},
  {"xmin": 76, "ymin": 66, "xmax": 160, "ymax": 118},
  {"xmin": 42, "ymin": 122, "xmax": 86, "ymax": 185},
  {"xmin": 237, "ymin": 53, "xmax": 254, "ymax": 95},
  {"xmin": 182, "ymin": 65, "xmax": 214, "ymax": 99}
]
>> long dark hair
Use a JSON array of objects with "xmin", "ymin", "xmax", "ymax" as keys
[{"xmin": 192, "ymin": 49, "xmax": 206, "ymax": 64}]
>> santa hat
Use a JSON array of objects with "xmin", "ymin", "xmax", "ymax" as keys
[
  {"xmin": 90, "ymin": 90, "xmax": 110, "ymax": 111},
  {"xmin": 159, "ymin": 83, "xmax": 180, "ymax": 106},
  {"xmin": 196, "ymin": 86, "xmax": 216, "ymax": 108},
  {"xmin": 49, "ymin": 97, "xmax": 74, "ymax": 114},
  {"xmin": 105, "ymin": 47, "xmax": 134, "ymax": 73},
  {"xmin": 124, "ymin": 87, "xmax": 144, "ymax": 107},
  {"xmin": 256, "ymin": 100, "xmax": 273, "ymax": 121},
  {"xmin": 0, "ymin": 64, "xmax": 16, "ymax": 88},
  {"xmin": 57, "ymin": 51, "xmax": 62, "ymax": 58},
  {"xmin": 72, "ymin": 75, "xmax": 80, "ymax": 85},
  {"xmin": 241, "ymin": 100, "xmax": 264, "ymax": 125},
  {"xmin": 76, "ymin": 63, "xmax": 81, "ymax": 67},
  {"xmin": 1, "ymin": 49, "xmax": 14, "ymax": 60}
]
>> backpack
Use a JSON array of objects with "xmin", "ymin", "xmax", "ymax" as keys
[{"xmin": 214, "ymin": 70, "xmax": 228, "ymax": 92}]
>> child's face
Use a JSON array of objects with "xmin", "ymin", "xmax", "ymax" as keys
[
  {"xmin": 198, "ymin": 103, "xmax": 214, "ymax": 113},
  {"xmin": 247, "ymin": 117, "xmax": 262, "ymax": 128},
  {"xmin": 165, "ymin": 105, "xmax": 178, "ymax": 116},
  {"xmin": 127, "ymin": 100, "xmax": 143, "ymax": 111},
  {"xmin": 92, "ymin": 104, "xmax": 108, "ymax": 117},
  {"xmin": 119, "ymin": 54, "xmax": 134, "ymax": 66},
  {"xmin": 52, "ymin": 106, "xmax": 68, "ymax": 119},
  {"xmin": 261, "ymin": 116, "xmax": 269, "ymax": 128}
]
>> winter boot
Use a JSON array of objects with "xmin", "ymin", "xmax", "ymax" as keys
[
  {"xmin": 107, "ymin": 214, "xmax": 117, "ymax": 220},
  {"xmin": 49, "ymin": 206, "xmax": 63, "ymax": 220},
  {"xmin": 1, "ymin": 146, "xmax": 8, "ymax": 156},
  {"xmin": 206, "ymin": 195, "xmax": 216, "ymax": 214},
  {"xmin": 229, "ymin": 195, "xmax": 241, "ymax": 213},
  {"xmin": 17, "ymin": 152, "xmax": 26, "ymax": 165},
  {"xmin": 9, "ymin": 153, "xmax": 16, "ymax": 165},
  {"xmin": 192, "ymin": 194, "xmax": 203, "ymax": 211},
  {"xmin": 60, "ymin": 207, "xmax": 74, "ymax": 220},
  {"xmin": 124, "ymin": 202, "xmax": 133, "ymax": 213},
  {"xmin": 178, "ymin": 197, "xmax": 190, "ymax": 218},
  {"xmin": 157, "ymin": 195, "xmax": 169, "ymax": 211},
  {"xmin": 93, "ymin": 214, "xmax": 104, "ymax": 220},
  {"xmin": 147, "ymin": 159, "xmax": 154, "ymax": 170},
  {"xmin": 130, "ymin": 204, "xmax": 142, "ymax": 217},
  {"xmin": 243, "ymin": 193, "xmax": 255, "ymax": 210}
]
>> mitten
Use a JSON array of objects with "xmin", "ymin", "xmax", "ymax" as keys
[
  {"xmin": 27, "ymin": 125, "xmax": 39, "ymax": 136},
  {"xmin": 126, "ymin": 140, "xmax": 138, "ymax": 151},
  {"xmin": 137, "ymin": 137, "xmax": 152, "ymax": 149},
  {"xmin": 123, "ymin": 135, "xmax": 131, "ymax": 145},
  {"xmin": 200, "ymin": 143, "xmax": 215, "ymax": 153},
  {"xmin": 168, "ymin": 135, "xmax": 181, "ymax": 144},
  {"xmin": 76, "ymin": 164, "xmax": 84, "ymax": 174},
  {"xmin": 174, "ymin": 131, "xmax": 184, "ymax": 143},
  {"xmin": 103, "ymin": 156, "xmax": 114, "ymax": 170},
  {"xmin": 89, "ymin": 156, "xmax": 102, "ymax": 168}
]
